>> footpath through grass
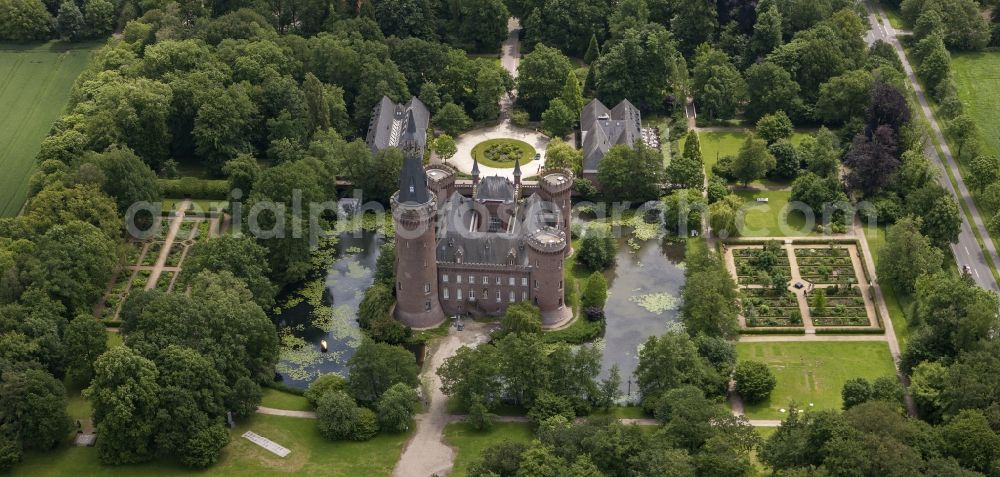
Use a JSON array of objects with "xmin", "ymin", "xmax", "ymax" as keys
[
  {"xmin": 14, "ymin": 414, "xmax": 411, "ymax": 476},
  {"xmin": 0, "ymin": 42, "xmax": 95, "ymax": 216},
  {"xmin": 735, "ymin": 341, "xmax": 897, "ymax": 420}
]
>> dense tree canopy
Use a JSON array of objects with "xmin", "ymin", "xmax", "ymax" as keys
[
  {"xmin": 597, "ymin": 142, "xmax": 665, "ymax": 203},
  {"xmin": 516, "ymin": 44, "xmax": 574, "ymax": 118}
]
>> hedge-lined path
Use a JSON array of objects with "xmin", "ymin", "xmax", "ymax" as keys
[
  {"xmin": 145, "ymin": 199, "xmax": 189, "ymax": 290},
  {"xmin": 256, "ymin": 406, "xmax": 316, "ymax": 418}
]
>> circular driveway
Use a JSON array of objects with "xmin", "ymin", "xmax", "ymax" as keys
[{"xmin": 449, "ymin": 122, "xmax": 550, "ymax": 180}]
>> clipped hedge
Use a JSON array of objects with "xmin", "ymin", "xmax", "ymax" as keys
[
  {"xmin": 739, "ymin": 327, "xmax": 805, "ymax": 335},
  {"xmin": 159, "ymin": 177, "xmax": 230, "ymax": 200},
  {"xmin": 814, "ymin": 327, "xmax": 884, "ymax": 335}
]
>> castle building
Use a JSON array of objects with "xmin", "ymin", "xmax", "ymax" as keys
[
  {"xmin": 366, "ymin": 96, "xmax": 430, "ymax": 154},
  {"xmin": 580, "ymin": 98, "xmax": 642, "ymax": 181},
  {"xmin": 391, "ymin": 149, "xmax": 574, "ymax": 330}
]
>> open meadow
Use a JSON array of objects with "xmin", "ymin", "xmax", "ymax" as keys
[
  {"xmin": 0, "ymin": 42, "xmax": 94, "ymax": 216},
  {"xmin": 735, "ymin": 341, "xmax": 897, "ymax": 420},
  {"xmin": 13, "ymin": 414, "xmax": 411, "ymax": 477}
]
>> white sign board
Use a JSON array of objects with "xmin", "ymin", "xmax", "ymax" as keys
[{"xmin": 243, "ymin": 431, "xmax": 291, "ymax": 457}]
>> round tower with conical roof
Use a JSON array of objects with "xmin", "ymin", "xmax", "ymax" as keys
[{"xmin": 391, "ymin": 142, "xmax": 446, "ymax": 329}]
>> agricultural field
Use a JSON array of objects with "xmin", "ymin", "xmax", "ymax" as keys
[
  {"xmin": 735, "ymin": 341, "xmax": 897, "ymax": 419},
  {"xmin": 951, "ymin": 53, "xmax": 1000, "ymax": 160},
  {"xmin": 0, "ymin": 42, "xmax": 95, "ymax": 216}
]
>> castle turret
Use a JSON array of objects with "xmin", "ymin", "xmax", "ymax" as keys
[
  {"xmin": 391, "ymin": 142, "xmax": 446, "ymax": 329},
  {"xmin": 538, "ymin": 169, "xmax": 574, "ymax": 238},
  {"xmin": 513, "ymin": 158, "xmax": 522, "ymax": 186},
  {"xmin": 471, "ymin": 157, "xmax": 480, "ymax": 186},
  {"xmin": 426, "ymin": 163, "xmax": 457, "ymax": 204},
  {"xmin": 526, "ymin": 227, "xmax": 571, "ymax": 327}
]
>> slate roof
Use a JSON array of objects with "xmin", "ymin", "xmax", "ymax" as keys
[
  {"xmin": 366, "ymin": 96, "xmax": 430, "ymax": 153},
  {"xmin": 397, "ymin": 146, "xmax": 430, "ymax": 205},
  {"xmin": 434, "ymin": 193, "xmax": 561, "ymax": 266},
  {"xmin": 475, "ymin": 176, "xmax": 515, "ymax": 203},
  {"xmin": 580, "ymin": 99, "xmax": 642, "ymax": 173}
]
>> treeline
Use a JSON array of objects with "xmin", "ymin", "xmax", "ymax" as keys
[
  {"xmin": 0, "ymin": 0, "xmax": 115, "ymax": 41},
  {"xmin": 0, "ymin": 148, "xmax": 286, "ymax": 471},
  {"xmin": 39, "ymin": 13, "xmax": 510, "ymax": 177}
]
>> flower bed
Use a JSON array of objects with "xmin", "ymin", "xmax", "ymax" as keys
[
  {"xmin": 733, "ymin": 244, "xmax": 791, "ymax": 286},
  {"xmin": 141, "ymin": 242, "xmax": 164, "ymax": 266},
  {"xmin": 741, "ymin": 288, "xmax": 802, "ymax": 327},
  {"xmin": 471, "ymin": 139, "xmax": 536, "ymax": 168},
  {"xmin": 795, "ymin": 247, "xmax": 857, "ymax": 285},
  {"xmin": 155, "ymin": 271, "xmax": 175, "ymax": 292},
  {"xmin": 808, "ymin": 285, "xmax": 869, "ymax": 326},
  {"xmin": 165, "ymin": 243, "xmax": 186, "ymax": 267}
]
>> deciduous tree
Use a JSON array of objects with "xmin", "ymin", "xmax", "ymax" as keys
[
  {"xmin": 877, "ymin": 217, "xmax": 943, "ymax": 293},
  {"xmin": 733, "ymin": 135, "xmax": 775, "ymax": 186},
  {"xmin": 347, "ymin": 340, "xmax": 420, "ymax": 403},
  {"xmin": 88, "ymin": 346, "xmax": 161, "ymax": 465},
  {"xmin": 597, "ymin": 142, "xmax": 665, "ymax": 203}
]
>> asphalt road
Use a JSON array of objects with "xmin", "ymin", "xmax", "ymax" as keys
[{"xmin": 864, "ymin": 1, "xmax": 1000, "ymax": 293}]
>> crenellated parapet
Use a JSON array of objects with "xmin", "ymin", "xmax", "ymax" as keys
[{"xmin": 526, "ymin": 227, "xmax": 568, "ymax": 254}]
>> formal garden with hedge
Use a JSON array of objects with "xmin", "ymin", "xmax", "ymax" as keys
[
  {"xmin": 794, "ymin": 246, "xmax": 858, "ymax": 285},
  {"xmin": 740, "ymin": 288, "xmax": 803, "ymax": 328},
  {"xmin": 732, "ymin": 241, "xmax": 791, "ymax": 286},
  {"xmin": 807, "ymin": 285, "xmax": 869, "ymax": 326}
]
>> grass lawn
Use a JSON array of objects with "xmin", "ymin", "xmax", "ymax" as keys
[
  {"xmin": 681, "ymin": 130, "xmax": 747, "ymax": 174},
  {"xmin": 952, "ymin": 52, "xmax": 1000, "ymax": 161},
  {"xmin": 443, "ymin": 422, "xmax": 535, "ymax": 477},
  {"xmin": 734, "ymin": 190, "xmax": 812, "ymax": 237},
  {"xmin": 735, "ymin": 341, "xmax": 897, "ymax": 420},
  {"xmin": 105, "ymin": 331, "xmax": 123, "ymax": 349},
  {"xmin": 864, "ymin": 225, "xmax": 913, "ymax": 348},
  {"xmin": 470, "ymin": 138, "xmax": 536, "ymax": 168},
  {"xmin": 950, "ymin": 52, "xmax": 1000, "ymax": 250},
  {"xmin": 0, "ymin": 42, "xmax": 95, "ymax": 216},
  {"xmin": 14, "ymin": 414, "xmax": 411, "ymax": 476},
  {"xmin": 66, "ymin": 391, "xmax": 92, "ymax": 424},
  {"xmin": 261, "ymin": 388, "xmax": 312, "ymax": 412},
  {"xmin": 161, "ymin": 198, "xmax": 228, "ymax": 214},
  {"xmin": 680, "ymin": 130, "xmax": 811, "ymax": 178}
]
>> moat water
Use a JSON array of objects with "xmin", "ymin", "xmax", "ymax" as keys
[
  {"xmin": 599, "ymin": 234, "xmax": 685, "ymax": 399},
  {"xmin": 271, "ymin": 230, "xmax": 384, "ymax": 388},
  {"xmin": 271, "ymin": 226, "xmax": 686, "ymax": 394}
]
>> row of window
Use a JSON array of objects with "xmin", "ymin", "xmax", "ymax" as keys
[
  {"xmin": 442, "ymin": 288, "xmax": 528, "ymax": 302},
  {"xmin": 405, "ymin": 278, "xmax": 561, "ymax": 294},
  {"xmin": 442, "ymin": 274, "xmax": 529, "ymax": 287}
]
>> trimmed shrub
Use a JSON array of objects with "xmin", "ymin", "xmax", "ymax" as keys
[{"xmin": 733, "ymin": 360, "xmax": 776, "ymax": 404}]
